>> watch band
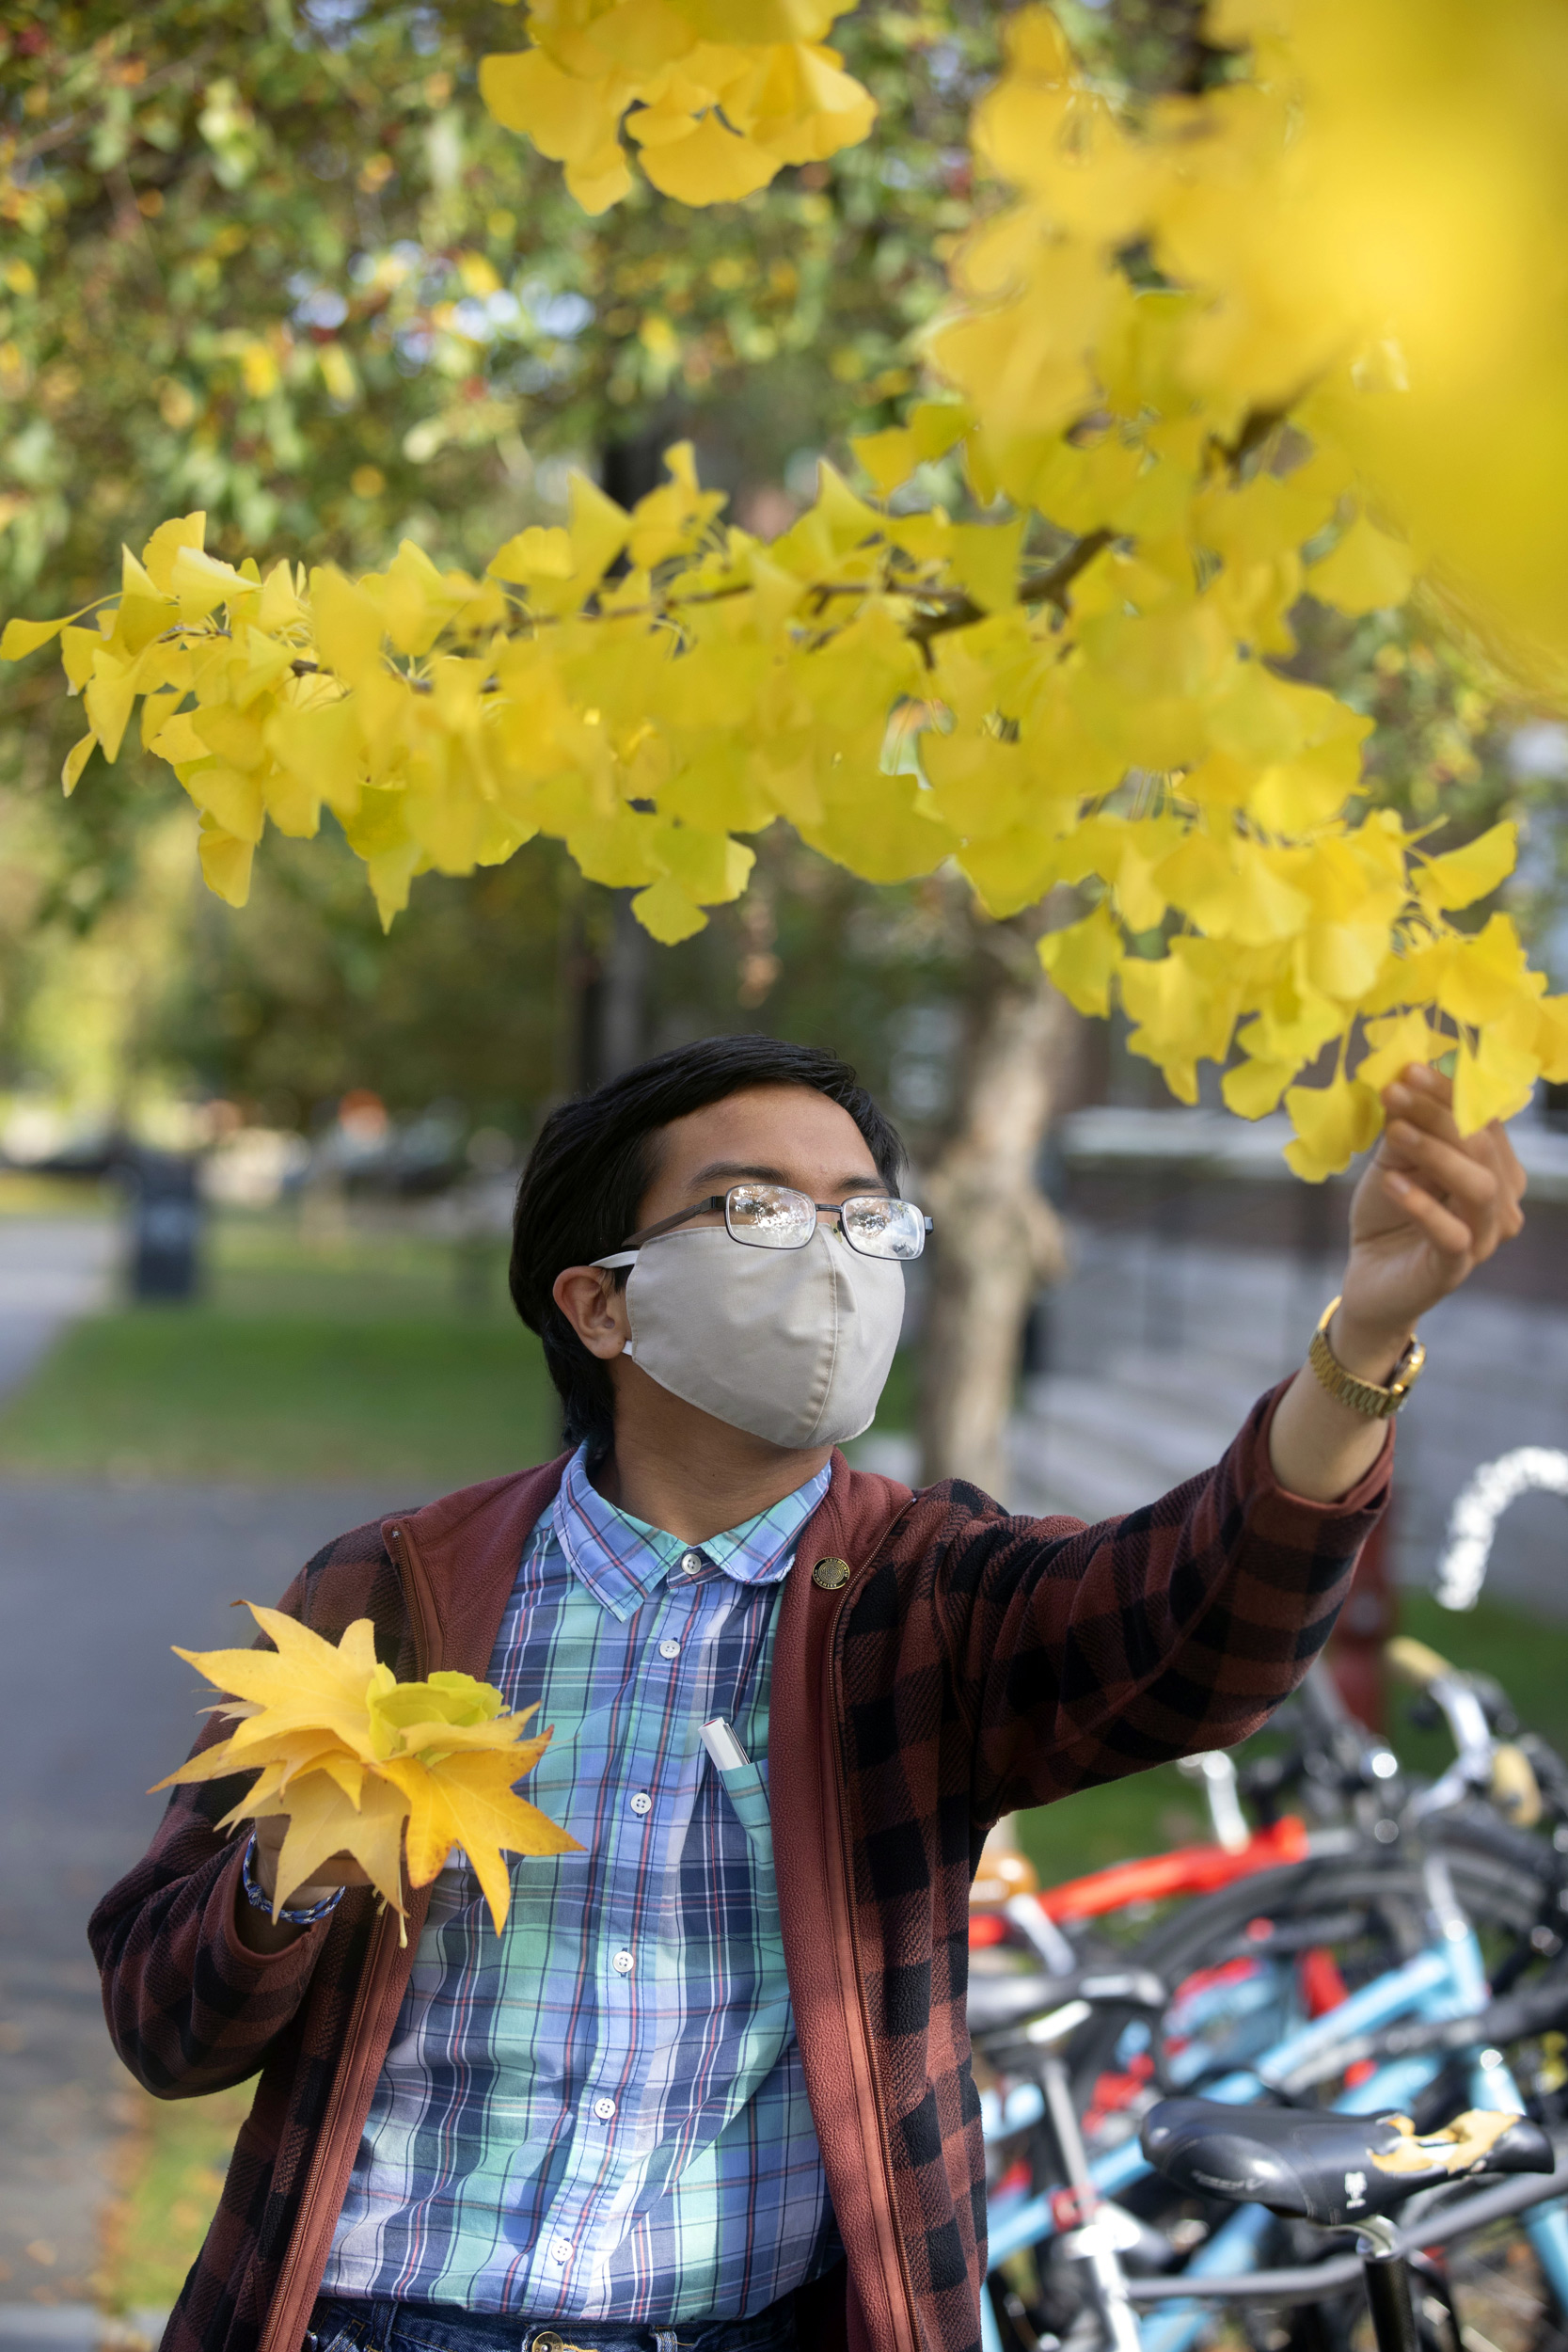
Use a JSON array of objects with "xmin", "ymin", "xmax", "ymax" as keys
[
  {"xmin": 1307, "ymin": 1295, "xmax": 1425, "ymax": 1420},
  {"xmin": 240, "ymin": 1830, "xmax": 343, "ymax": 1929}
]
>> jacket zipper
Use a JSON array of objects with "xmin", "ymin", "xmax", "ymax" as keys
[
  {"xmin": 822, "ymin": 1591, "xmax": 923, "ymax": 2352},
  {"xmin": 258, "ymin": 1519, "xmax": 438, "ymax": 2352}
]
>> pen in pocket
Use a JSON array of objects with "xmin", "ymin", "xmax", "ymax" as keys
[{"xmin": 700, "ymin": 1718, "xmax": 749, "ymax": 1771}]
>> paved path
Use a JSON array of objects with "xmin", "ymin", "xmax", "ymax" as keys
[
  {"xmin": 0, "ymin": 1221, "xmax": 119, "ymax": 1396},
  {"xmin": 0, "ymin": 1478, "xmax": 400, "ymax": 2340}
]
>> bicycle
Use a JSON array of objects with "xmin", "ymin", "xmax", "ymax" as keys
[{"xmin": 973, "ymin": 1643, "xmax": 1568, "ymax": 2352}]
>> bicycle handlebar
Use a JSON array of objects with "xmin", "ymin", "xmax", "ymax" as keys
[{"xmin": 1387, "ymin": 1634, "xmax": 1545, "ymax": 1827}]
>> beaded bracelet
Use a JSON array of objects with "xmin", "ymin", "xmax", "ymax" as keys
[{"xmin": 240, "ymin": 1830, "xmax": 344, "ymax": 1929}]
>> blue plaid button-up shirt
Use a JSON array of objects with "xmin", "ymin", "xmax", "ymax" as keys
[{"xmin": 319, "ymin": 1447, "xmax": 840, "ymax": 2325}]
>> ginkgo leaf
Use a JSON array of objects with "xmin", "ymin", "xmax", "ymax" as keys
[
  {"xmin": 10, "ymin": 0, "xmax": 1561, "ymax": 1218},
  {"xmin": 1283, "ymin": 1074, "xmax": 1383, "ymax": 1182},
  {"xmin": 379, "ymin": 1746, "xmax": 580, "ymax": 1932},
  {"xmin": 1037, "ymin": 902, "xmax": 1123, "ymax": 1018},
  {"xmin": 1453, "ymin": 1025, "xmax": 1541, "ymax": 1136},
  {"xmin": 1, "ymin": 611, "xmax": 90, "ymax": 660},
  {"xmin": 1222, "ymin": 1055, "xmax": 1299, "ymax": 1120},
  {"xmin": 1417, "ymin": 822, "xmax": 1518, "ymax": 913},
  {"xmin": 1307, "ymin": 513, "xmax": 1417, "ymax": 615},
  {"xmin": 1354, "ymin": 1009, "xmax": 1447, "ymax": 1096}
]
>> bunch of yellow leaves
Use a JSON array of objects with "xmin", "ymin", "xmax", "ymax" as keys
[
  {"xmin": 7, "ymin": 442, "xmax": 1568, "ymax": 1179},
  {"xmin": 479, "ymin": 1, "xmax": 875, "ymax": 213},
  {"xmin": 154, "ymin": 1603, "xmax": 578, "ymax": 1933}
]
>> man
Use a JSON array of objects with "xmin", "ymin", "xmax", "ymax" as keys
[{"xmin": 92, "ymin": 1034, "xmax": 1525, "ymax": 2352}]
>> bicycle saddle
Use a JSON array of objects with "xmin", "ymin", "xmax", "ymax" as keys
[{"xmin": 1140, "ymin": 2097, "xmax": 1554, "ymax": 2227}]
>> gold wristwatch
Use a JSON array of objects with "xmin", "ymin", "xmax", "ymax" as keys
[{"xmin": 1307, "ymin": 1295, "xmax": 1425, "ymax": 1419}]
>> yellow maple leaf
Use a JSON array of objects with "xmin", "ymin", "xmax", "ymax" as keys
[
  {"xmin": 173, "ymin": 1605, "xmax": 387, "ymax": 1762},
  {"xmin": 237, "ymin": 1770, "xmax": 412, "ymax": 1917},
  {"xmin": 378, "ymin": 1746, "xmax": 580, "ymax": 1932}
]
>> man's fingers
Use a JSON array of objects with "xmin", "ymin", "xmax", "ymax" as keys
[
  {"xmin": 1485, "ymin": 1119, "xmax": 1529, "ymax": 1213},
  {"xmin": 1384, "ymin": 1119, "xmax": 1499, "ymax": 1212},
  {"xmin": 1383, "ymin": 1066, "xmax": 1462, "ymax": 1146},
  {"xmin": 1381, "ymin": 1163, "xmax": 1474, "ymax": 1258}
]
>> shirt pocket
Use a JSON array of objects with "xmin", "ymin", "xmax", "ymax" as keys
[
  {"xmin": 716, "ymin": 1756, "xmax": 774, "ymax": 1869},
  {"xmin": 715, "ymin": 1757, "xmax": 786, "ymax": 1969}
]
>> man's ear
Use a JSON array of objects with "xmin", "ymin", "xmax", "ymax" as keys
[{"xmin": 552, "ymin": 1265, "xmax": 630, "ymax": 1361}]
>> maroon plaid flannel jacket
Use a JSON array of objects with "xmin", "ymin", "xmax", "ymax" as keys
[{"xmin": 90, "ymin": 1382, "xmax": 1387, "ymax": 2352}]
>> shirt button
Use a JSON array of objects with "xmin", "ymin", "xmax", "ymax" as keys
[
  {"xmin": 548, "ymin": 2236, "xmax": 573, "ymax": 2265},
  {"xmin": 658, "ymin": 1638, "xmax": 680, "ymax": 1660},
  {"xmin": 678, "ymin": 1549, "xmax": 704, "ymax": 1577},
  {"xmin": 612, "ymin": 1948, "xmax": 635, "ymax": 1975},
  {"xmin": 630, "ymin": 1791, "xmax": 652, "ymax": 1817},
  {"xmin": 593, "ymin": 2095, "xmax": 616, "ymax": 2121}
]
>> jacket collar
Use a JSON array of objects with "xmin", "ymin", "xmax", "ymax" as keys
[{"xmin": 382, "ymin": 1446, "xmax": 914, "ymax": 1682}]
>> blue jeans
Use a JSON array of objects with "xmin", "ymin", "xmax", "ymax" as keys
[{"xmin": 309, "ymin": 2290, "xmax": 800, "ymax": 2352}]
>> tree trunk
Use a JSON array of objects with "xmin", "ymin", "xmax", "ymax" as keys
[{"xmin": 916, "ymin": 907, "xmax": 1081, "ymax": 1496}]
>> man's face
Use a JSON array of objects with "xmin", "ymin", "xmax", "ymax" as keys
[
  {"xmin": 550, "ymin": 1082, "xmax": 896, "ymax": 1430},
  {"xmin": 630, "ymin": 1084, "xmax": 889, "ymax": 1240}
]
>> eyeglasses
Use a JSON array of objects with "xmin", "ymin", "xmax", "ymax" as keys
[{"xmin": 610, "ymin": 1183, "xmax": 931, "ymax": 1263}]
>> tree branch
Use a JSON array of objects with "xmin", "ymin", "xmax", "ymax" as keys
[{"xmin": 908, "ymin": 529, "xmax": 1115, "ymax": 648}]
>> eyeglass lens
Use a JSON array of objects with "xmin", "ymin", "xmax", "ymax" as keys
[
  {"xmin": 722, "ymin": 1184, "xmax": 925, "ymax": 1261},
  {"xmin": 725, "ymin": 1184, "xmax": 816, "ymax": 1248}
]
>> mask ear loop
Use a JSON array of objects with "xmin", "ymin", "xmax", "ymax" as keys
[{"xmin": 587, "ymin": 1248, "xmax": 640, "ymax": 1357}]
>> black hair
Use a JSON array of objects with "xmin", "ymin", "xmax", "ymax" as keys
[{"xmin": 510, "ymin": 1035, "xmax": 904, "ymax": 1463}]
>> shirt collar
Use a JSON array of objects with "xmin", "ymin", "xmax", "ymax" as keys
[{"xmin": 551, "ymin": 1444, "xmax": 832, "ymax": 1622}]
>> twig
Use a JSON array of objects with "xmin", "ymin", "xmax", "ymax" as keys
[{"xmin": 908, "ymin": 530, "xmax": 1115, "ymax": 647}]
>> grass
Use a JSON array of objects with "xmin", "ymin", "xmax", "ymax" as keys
[
  {"xmin": 0, "ymin": 1212, "xmax": 561, "ymax": 1485},
  {"xmin": 0, "ymin": 1205, "xmax": 924, "ymax": 1486},
  {"xmin": 97, "ymin": 2086, "xmax": 254, "ymax": 2320}
]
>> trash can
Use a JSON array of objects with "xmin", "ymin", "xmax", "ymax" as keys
[{"xmin": 126, "ymin": 1149, "xmax": 203, "ymax": 1302}]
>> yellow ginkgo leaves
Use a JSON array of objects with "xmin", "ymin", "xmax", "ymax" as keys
[
  {"xmin": 154, "ymin": 1604, "xmax": 578, "ymax": 1932},
  {"xmin": 8, "ymin": 421, "xmax": 1568, "ymax": 1183},
  {"xmin": 478, "ymin": 3, "xmax": 875, "ymax": 214}
]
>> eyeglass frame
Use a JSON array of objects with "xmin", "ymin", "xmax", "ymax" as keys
[{"xmin": 600, "ymin": 1184, "xmax": 933, "ymax": 1263}]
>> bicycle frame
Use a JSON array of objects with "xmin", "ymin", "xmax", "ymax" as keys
[{"xmin": 970, "ymin": 1818, "xmax": 1311, "ymax": 1954}]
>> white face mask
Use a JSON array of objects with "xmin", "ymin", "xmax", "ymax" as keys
[{"xmin": 598, "ymin": 1225, "xmax": 905, "ymax": 1451}]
